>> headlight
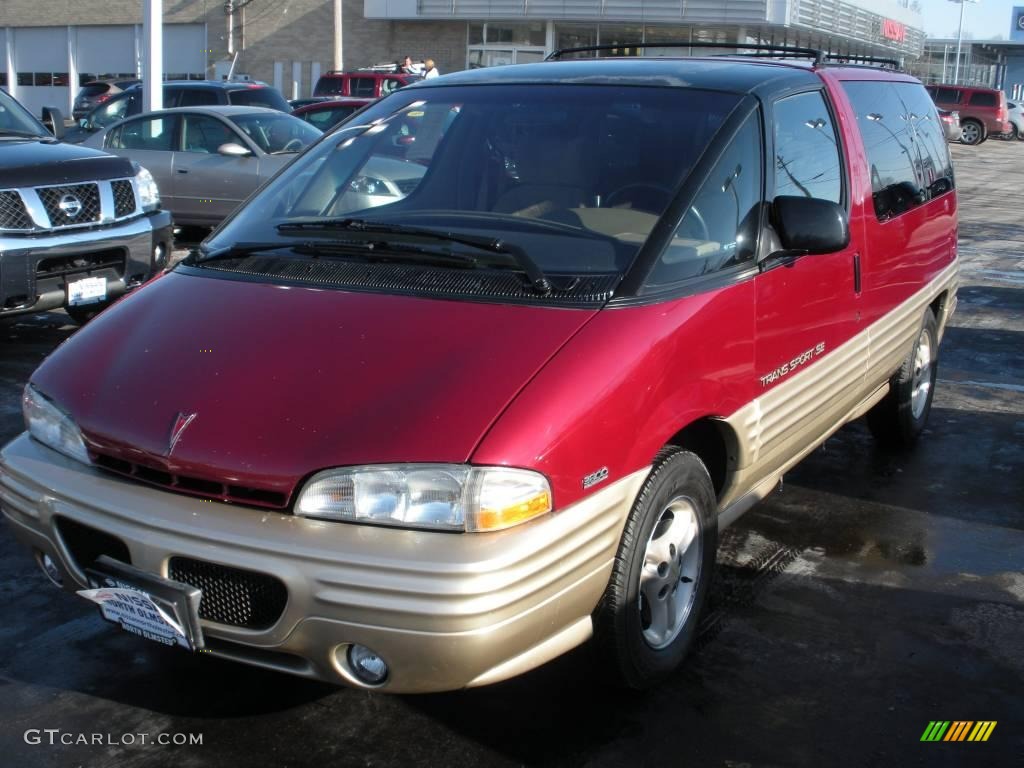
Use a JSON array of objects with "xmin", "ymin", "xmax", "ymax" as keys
[
  {"xmin": 23, "ymin": 385, "xmax": 90, "ymax": 465},
  {"xmin": 134, "ymin": 166, "xmax": 160, "ymax": 211},
  {"xmin": 295, "ymin": 465, "xmax": 552, "ymax": 532}
]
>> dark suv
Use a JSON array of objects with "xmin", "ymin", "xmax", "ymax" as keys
[
  {"xmin": 313, "ymin": 70, "xmax": 421, "ymax": 99},
  {"xmin": 72, "ymin": 78, "xmax": 141, "ymax": 121},
  {"xmin": 0, "ymin": 87, "xmax": 170, "ymax": 323},
  {"xmin": 925, "ymin": 84, "xmax": 1009, "ymax": 145},
  {"xmin": 66, "ymin": 81, "xmax": 291, "ymax": 143}
]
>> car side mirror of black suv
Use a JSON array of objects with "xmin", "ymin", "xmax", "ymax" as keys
[
  {"xmin": 41, "ymin": 107, "xmax": 65, "ymax": 140},
  {"xmin": 772, "ymin": 195, "xmax": 850, "ymax": 255}
]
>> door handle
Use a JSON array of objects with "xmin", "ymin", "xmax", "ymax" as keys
[{"xmin": 176, "ymin": 169, "xmax": 189, "ymax": 174}]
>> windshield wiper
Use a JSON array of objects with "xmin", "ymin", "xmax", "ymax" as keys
[
  {"xmin": 276, "ymin": 217, "xmax": 552, "ymax": 293},
  {"xmin": 190, "ymin": 239, "xmax": 484, "ymax": 271}
]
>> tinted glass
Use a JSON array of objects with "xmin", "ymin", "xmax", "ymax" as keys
[
  {"xmin": 227, "ymin": 113, "xmax": 321, "ymax": 153},
  {"xmin": 178, "ymin": 88, "xmax": 220, "ymax": 107},
  {"xmin": 314, "ymin": 76, "xmax": 343, "ymax": 96},
  {"xmin": 773, "ymin": 91, "xmax": 842, "ymax": 203},
  {"xmin": 645, "ymin": 113, "xmax": 762, "ymax": 287},
  {"xmin": 228, "ymin": 87, "xmax": 290, "ymax": 112},
  {"xmin": 934, "ymin": 87, "xmax": 961, "ymax": 104},
  {"xmin": 78, "ymin": 83, "xmax": 110, "ymax": 97},
  {"xmin": 182, "ymin": 114, "xmax": 237, "ymax": 153},
  {"xmin": 0, "ymin": 89, "xmax": 48, "ymax": 136},
  {"xmin": 350, "ymin": 77, "xmax": 377, "ymax": 98},
  {"xmin": 968, "ymin": 91, "xmax": 998, "ymax": 107},
  {"xmin": 302, "ymin": 106, "xmax": 358, "ymax": 130},
  {"xmin": 211, "ymin": 84, "xmax": 743, "ymax": 278},
  {"xmin": 842, "ymin": 81, "xmax": 954, "ymax": 222},
  {"xmin": 110, "ymin": 116, "xmax": 176, "ymax": 151},
  {"xmin": 91, "ymin": 92, "xmax": 138, "ymax": 127}
]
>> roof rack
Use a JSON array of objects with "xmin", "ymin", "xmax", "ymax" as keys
[
  {"xmin": 546, "ymin": 42, "xmax": 826, "ymax": 65},
  {"xmin": 824, "ymin": 53, "xmax": 902, "ymax": 69}
]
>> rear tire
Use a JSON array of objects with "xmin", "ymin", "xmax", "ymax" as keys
[
  {"xmin": 594, "ymin": 447, "xmax": 717, "ymax": 689},
  {"xmin": 867, "ymin": 309, "xmax": 939, "ymax": 449},
  {"xmin": 959, "ymin": 119, "xmax": 984, "ymax": 146}
]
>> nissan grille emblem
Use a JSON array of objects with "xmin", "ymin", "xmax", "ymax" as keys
[
  {"xmin": 167, "ymin": 412, "xmax": 197, "ymax": 456},
  {"xmin": 58, "ymin": 194, "xmax": 83, "ymax": 218}
]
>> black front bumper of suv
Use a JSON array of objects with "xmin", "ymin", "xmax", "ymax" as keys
[{"xmin": 0, "ymin": 210, "xmax": 172, "ymax": 318}]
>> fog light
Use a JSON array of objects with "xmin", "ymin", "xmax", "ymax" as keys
[
  {"xmin": 347, "ymin": 644, "xmax": 388, "ymax": 685},
  {"xmin": 36, "ymin": 551, "xmax": 63, "ymax": 587}
]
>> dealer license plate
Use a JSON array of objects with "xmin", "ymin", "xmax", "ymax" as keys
[
  {"xmin": 67, "ymin": 276, "xmax": 107, "ymax": 306},
  {"xmin": 78, "ymin": 556, "xmax": 204, "ymax": 651}
]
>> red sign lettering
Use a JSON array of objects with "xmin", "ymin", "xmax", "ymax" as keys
[{"xmin": 882, "ymin": 19, "xmax": 906, "ymax": 43}]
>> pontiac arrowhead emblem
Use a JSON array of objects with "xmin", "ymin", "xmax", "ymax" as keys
[{"xmin": 167, "ymin": 412, "xmax": 197, "ymax": 456}]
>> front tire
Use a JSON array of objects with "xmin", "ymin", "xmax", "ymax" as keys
[
  {"xmin": 594, "ymin": 448, "xmax": 717, "ymax": 689},
  {"xmin": 867, "ymin": 309, "xmax": 939, "ymax": 449}
]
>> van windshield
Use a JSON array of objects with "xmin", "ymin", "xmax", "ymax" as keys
[{"xmin": 208, "ymin": 84, "xmax": 741, "ymax": 277}]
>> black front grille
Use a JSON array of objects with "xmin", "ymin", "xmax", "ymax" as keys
[
  {"xmin": 55, "ymin": 516, "xmax": 131, "ymax": 570},
  {"xmin": 0, "ymin": 190, "xmax": 32, "ymax": 229},
  {"xmin": 169, "ymin": 557, "xmax": 287, "ymax": 629},
  {"xmin": 92, "ymin": 452, "xmax": 289, "ymax": 509},
  {"xmin": 111, "ymin": 179, "xmax": 137, "ymax": 217},
  {"xmin": 37, "ymin": 183, "xmax": 102, "ymax": 227},
  {"xmin": 36, "ymin": 248, "xmax": 125, "ymax": 279}
]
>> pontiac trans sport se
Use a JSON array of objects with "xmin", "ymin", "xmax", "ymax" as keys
[{"xmin": 0, "ymin": 49, "xmax": 957, "ymax": 692}]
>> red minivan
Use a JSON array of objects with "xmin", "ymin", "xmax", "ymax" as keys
[{"xmin": 2, "ymin": 47, "xmax": 958, "ymax": 693}]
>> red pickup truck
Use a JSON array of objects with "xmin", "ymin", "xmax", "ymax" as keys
[{"xmin": 3, "ymin": 47, "xmax": 958, "ymax": 693}]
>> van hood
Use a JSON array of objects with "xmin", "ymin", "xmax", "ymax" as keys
[
  {"xmin": 0, "ymin": 138, "xmax": 134, "ymax": 185},
  {"xmin": 30, "ymin": 270, "xmax": 595, "ymax": 504}
]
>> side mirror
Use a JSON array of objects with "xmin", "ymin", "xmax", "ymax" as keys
[
  {"xmin": 41, "ymin": 107, "xmax": 65, "ymax": 139},
  {"xmin": 218, "ymin": 142, "xmax": 252, "ymax": 157},
  {"xmin": 772, "ymin": 196, "xmax": 849, "ymax": 255}
]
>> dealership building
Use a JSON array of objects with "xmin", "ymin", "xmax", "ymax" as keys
[{"xmin": 3, "ymin": 0, "xmax": 923, "ymax": 116}]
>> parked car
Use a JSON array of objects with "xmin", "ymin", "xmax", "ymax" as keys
[
  {"xmin": 0, "ymin": 87, "xmax": 169, "ymax": 324},
  {"xmin": 1003, "ymin": 101, "xmax": 1024, "ymax": 140},
  {"xmin": 82, "ymin": 106, "xmax": 321, "ymax": 226},
  {"xmin": 64, "ymin": 81, "xmax": 292, "ymax": 144},
  {"xmin": 72, "ymin": 78, "xmax": 140, "ymax": 120},
  {"xmin": 291, "ymin": 98, "xmax": 374, "ymax": 130},
  {"xmin": 925, "ymin": 83, "xmax": 1009, "ymax": 145},
  {"xmin": 2, "ymin": 50, "xmax": 958, "ymax": 694},
  {"xmin": 313, "ymin": 70, "xmax": 420, "ymax": 99},
  {"xmin": 938, "ymin": 109, "xmax": 962, "ymax": 142}
]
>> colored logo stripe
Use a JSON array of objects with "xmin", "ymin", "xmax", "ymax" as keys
[{"xmin": 920, "ymin": 721, "xmax": 996, "ymax": 742}]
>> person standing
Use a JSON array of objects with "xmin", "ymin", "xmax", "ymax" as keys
[
  {"xmin": 423, "ymin": 59, "xmax": 440, "ymax": 79},
  {"xmin": 401, "ymin": 56, "xmax": 423, "ymax": 75}
]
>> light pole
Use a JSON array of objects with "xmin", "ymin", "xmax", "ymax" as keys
[{"xmin": 951, "ymin": 0, "xmax": 980, "ymax": 86}]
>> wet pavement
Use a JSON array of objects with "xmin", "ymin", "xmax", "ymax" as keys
[{"xmin": 1, "ymin": 142, "xmax": 1022, "ymax": 767}]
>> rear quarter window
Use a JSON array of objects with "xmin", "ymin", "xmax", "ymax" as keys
[
  {"xmin": 934, "ymin": 87, "xmax": 961, "ymax": 104},
  {"xmin": 968, "ymin": 91, "xmax": 998, "ymax": 107},
  {"xmin": 314, "ymin": 77, "xmax": 344, "ymax": 96},
  {"xmin": 842, "ymin": 81, "xmax": 954, "ymax": 222},
  {"xmin": 228, "ymin": 88, "xmax": 291, "ymax": 111},
  {"xmin": 349, "ymin": 77, "xmax": 377, "ymax": 98}
]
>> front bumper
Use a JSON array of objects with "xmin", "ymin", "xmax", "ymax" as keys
[
  {"xmin": 0, "ymin": 210, "xmax": 172, "ymax": 318},
  {"xmin": 0, "ymin": 434, "xmax": 644, "ymax": 693}
]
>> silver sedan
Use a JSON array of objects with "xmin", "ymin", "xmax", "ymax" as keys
[{"xmin": 83, "ymin": 105, "xmax": 322, "ymax": 226}]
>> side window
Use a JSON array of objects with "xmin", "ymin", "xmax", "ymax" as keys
[
  {"xmin": 113, "ymin": 116, "xmax": 176, "ymax": 151},
  {"xmin": 773, "ymin": 91, "xmax": 842, "ymax": 203},
  {"xmin": 842, "ymin": 81, "xmax": 952, "ymax": 222},
  {"xmin": 350, "ymin": 77, "xmax": 376, "ymax": 98},
  {"xmin": 178, "ymin": 88, "xmax": 219, "ymax": 107},
  {"xmin": 181, "ymin": 114, "xmax": 237, "ymax": 153},
  {"xmin": 105, "ymin": 125, "xmax": 122, "ymax": 149},
  {"xmin": 644, "ymin": 113, "xmax": 763, "ymax": 287},
  {"xmin": 935, "ymin": 87, "xmax": 961, "ymax": 104},
  {"xmin": 381, "ymin": 78, "xmax": 403, "ymax": 95},
  {"xmin": 93, "ymin": 94, "xmax": 130, "ymax": 128},
  {"xmin": 968, "ymin": 91, "xmax": 998, "ymax": 107}
]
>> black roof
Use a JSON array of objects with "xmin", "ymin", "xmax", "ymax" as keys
[{"xmin": 415, "ymin": 58, "xmax": 823, "ymax": 99}]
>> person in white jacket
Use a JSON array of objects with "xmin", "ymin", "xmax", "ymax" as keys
[{"xmin": 423, "ymin": 59, "xmax": 440, "ymax": 79}]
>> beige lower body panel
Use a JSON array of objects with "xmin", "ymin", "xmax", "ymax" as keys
[
  {"xmin": 0, "ymin": 433, "xmax": 649, "ymax": 693},
  {"xmin": 718, "ymin": 260, "xmax": 959, "ymax": 523}
]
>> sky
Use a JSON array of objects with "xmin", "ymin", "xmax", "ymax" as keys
[{"xmin": 922, "ymin": 0, "xmax": 1021, "ymax": 39}]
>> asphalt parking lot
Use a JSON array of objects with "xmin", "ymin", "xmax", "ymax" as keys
[{"xmin": 1, "ymin": 142, "xmax": 1022, "ymax": 768}]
